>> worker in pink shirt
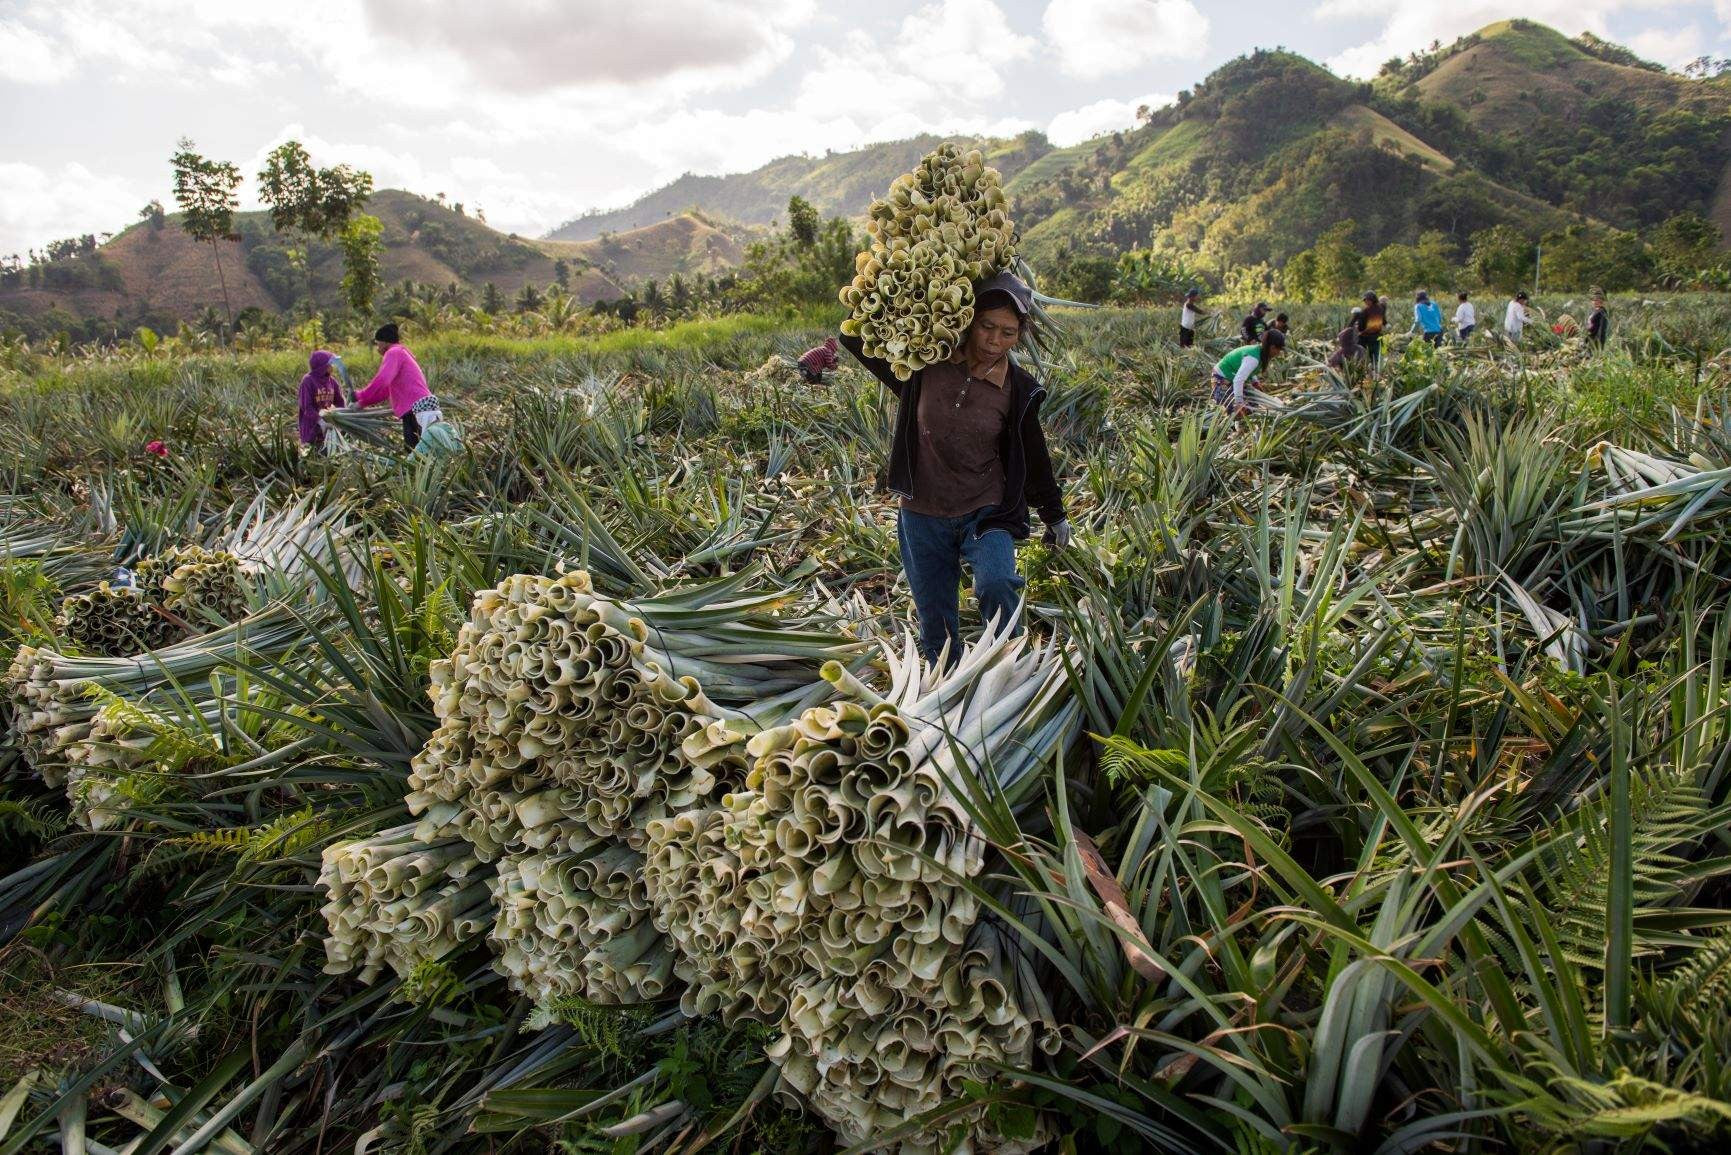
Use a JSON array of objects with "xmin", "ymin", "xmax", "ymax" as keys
[{"xmin": 350, "ymin": 323, "xmax": 442, "ymax": 450}]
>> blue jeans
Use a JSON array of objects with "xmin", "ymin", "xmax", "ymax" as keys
[{"xmin": 897, "ymin": 507, "xmax": 1025, "ymax": 666}]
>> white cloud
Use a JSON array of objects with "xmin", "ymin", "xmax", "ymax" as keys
[
  {"xmin": 792, "ymin": 4, "xmax": 1036, "ymax": 136},
  {"xmin": 1048, "ymin": 93, "xmax": 1174, "ymax": 145},
  {"xmin": 0, "ymin": 19, "xmax": 71, "ymax": 83},
  {"xmin": 0, "ymin": 0, "xmax": 325, "ymax": 87},
  {"xmin": 893, "ymin": 0, "xmax": 1036, "ymax": 97},
  {"xmin": 359, "ymin": 0, "xmax": 812, "ymax": 94},
  {"xmin": 232, "ymin": 126, "xmax": 602, "ymax": 244},
  {"xmin": 1321, "ymin": 2, "xmax": 1697, "ymax": 79},
  {"xmin": 1628, "ymin": 24, "xmax": 1703, "ymax": 67},
  {"xmin": 1041, "ymin": 0, "xmax": 1210, "ymax": 76},
  {"xmin": 0, "ymin": 162, "xmax": 144, "ymax": 258}
]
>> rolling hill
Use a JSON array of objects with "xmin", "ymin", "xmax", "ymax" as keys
[
  {"xmin": 5, "ymin": 20, "xmax": 1727, "ymax": 337},
  {"xmin": 547, "ymin": 20, "xmax": 1728, "ymax": 276},
  {"xmin": 0, "ymin": 191, "xmax": 748, "ymax": 336},
  {"xmin": 546, "ymin": 134, "xmax": 1053, "ymax": 241}
]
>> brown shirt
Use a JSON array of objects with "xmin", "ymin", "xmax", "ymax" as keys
[{"xmin": 903, "ymin": 355, "xmax": 1011, "ymax": 518}]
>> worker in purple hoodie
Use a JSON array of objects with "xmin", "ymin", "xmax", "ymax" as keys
[{"xmin": 297, "ymin": 350, "xmax": 347, "ymax": 452}]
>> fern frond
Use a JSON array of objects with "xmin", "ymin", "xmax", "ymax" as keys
[
  {"xmin": 0, "ymin": 796, "xmax": 68, "ymax": 842},
  {"xmin": 399, "ymin": 959, "xmax": 462, "ymax": 1008},
  {"xmin": 536, "ymin": 995, "xmax": 653, "ymax": 1063},
  {"xmin": 1509, "ymin": 1064, "xmax": 1731, "ymax": 1142},
  {"xmin": 1098, "ymin": 737, "xmax": 1187, "ymax": 788},
  {"xmin": 1523, "ymin": 767, "xmax": 1720, "ymax": 965}
]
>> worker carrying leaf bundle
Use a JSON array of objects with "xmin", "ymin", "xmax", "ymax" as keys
[
  {"xmin": 350, "ymin": 323, "xmax": 443, "ymax": 451},
  {"xmin": 807, "ymin": 271, "xmax": 1069, "ymax": 667},
  {"xmin": 1355, "ymin": 291, "xmax": 1387, "ymax": 364}
]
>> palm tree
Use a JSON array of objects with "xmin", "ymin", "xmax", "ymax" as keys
[{"xmin": 538, "ymin": 290, "xmax": 584, "ymax": 334}]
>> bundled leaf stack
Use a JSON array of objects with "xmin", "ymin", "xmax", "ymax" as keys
[
  {"xmin": 840, "ymin": 144, "xmax": 1018, "ymax": 380},
  {"xmin": 643, "ymin": 626, "xmax": 1077, "ymax": 1149},
  {"xmin": 137, "ymin": 545, "xmax": 250, "ymax": 625},
  {"xmin": 318, "ymin": 824, "xmax": 497, "ymax": 984},
  {"xmin": 397, "ymin": 569, "xmax": 853, "ymax": 1005},
  {"xmin": 4, "ymin": 608, "xmax": 302, "ymax": 786},
  {"xmin": 55, "ymin": 582, "xmax": 178, "ymax": 655},
  {"xmin": 61, "ymin": 698, "xmax": 213, "ymax": 829},
  {"xmin": 491, "ymin": 843, "xmax": 673, "ymax": 1004}
]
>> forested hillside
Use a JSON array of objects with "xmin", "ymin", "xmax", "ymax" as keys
[
  {"xmin": 0, "ymin": 192, "xmax": 747, "ymax": 341},
  {"xmin": 4, "ymin": 19, "xmax": 1728, "ymax": 339},
  {"xmin": 546, "ymin": 134, "xmax": 1053, "ymax": 241}
]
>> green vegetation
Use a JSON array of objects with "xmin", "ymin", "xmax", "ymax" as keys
[
  {"xmin": 2, "ymin": 296, "xmax": 1731, "ymax": 1151},
  {"xmin": 169, "ymin": 138, "xmax": 243, "ymax": 335},
  {"xmin": 7, "ymin": 21, "xmax": 1728, "ymax": 346}
]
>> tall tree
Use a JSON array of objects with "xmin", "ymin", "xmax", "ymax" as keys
[
  {"xmin": 170, "ymin": 138, "xmax": 243, "ymax": 338},
  {"xmin": 787, "ymin": 196, "xmax": 820, "ymax": 247},
  {"xmin": 256, "ymin": 141, "xmax": 374, "ymax": 311},
  {"xmin": 338, "ymin": 214, "xmax": 385, "ymax": 316},
  {"xmin": 1469, "ymin": 225, "xmax": 1535, "ymax": 294}
]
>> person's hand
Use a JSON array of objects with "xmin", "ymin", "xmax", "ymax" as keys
[
  {"xmin": 1046, "ymin": 519, "xmax": 1073, "ymax": 548},
  {"xmin": 1234, "ymin": 402, "xmax": 1251, "ymax": 417}
]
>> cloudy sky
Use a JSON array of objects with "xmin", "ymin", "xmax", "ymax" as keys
[{"xmin": 3, "ymin": 0, "xmax": 1728, "ymax": 256}]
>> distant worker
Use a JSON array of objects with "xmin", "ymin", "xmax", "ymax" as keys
[
  {"xmin": 798, "ymin": 337, "xmax": 840, "ymax": 383},
  {"xmin": 1586, "ymin": 292, "xmax": 1609, "ymax": 349},
  {"xmin": 351, "ymin": 323, "xmax": 443, "ymax": 451},
  {"xmin": 1503, "ymin": 290, "xmax": 1531, "ymax": 345},
  {"xmin": 1328, "ymin": 308, "xmax": 1363, "ymax": 371},
  {"xmin": 298, "ymin": 349, "xmax": 347, "ymax": 452},
  {"xmin": 1271, "ymin": 313, "xmax": 1290, "ymax": 335},
  {"xmin": 1454, "ymin": 291, "xmax": 1476, "ymax": 343},
  {"xmin": 1355, "ymin": 291, "xmax": 1387, "ymax": 365},
  {"xmin": 1179, "ymin": 288, "xmax": 1206, "ymax": 348},
  {"xmin": 1240, "ymin": 301, "xmax": 1271, "ymax": 344},
  {"xmin": 1212, "ymin": 329, "xmax": 1286, "ymax": 415},
  {"xmin": 1411, "ymin": 290, "xmax": 1444, "ymax": 347}
]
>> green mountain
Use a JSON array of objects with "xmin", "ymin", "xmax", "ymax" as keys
[
  {"xmin": 0, "ymin": 190, "xmax": 748, "ymax": 338},
  {"xmin": 550, "ymin": 20, "xmax": 1730, "ymax": 282},
  {"xmin": 546, "ymin": 134, "xmax": 1053, "ymax": 241},
  {"xmin": 1010, "ymin": 22, "xmax": 1730, "ymax": 276},
  {"xmin": 6, "ymin": 20, "xmax": 1727, "ymax": 337}
]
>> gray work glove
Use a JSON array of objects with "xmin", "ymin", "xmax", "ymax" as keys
[{"xmin": 1046, "ymin": 519, "xmax": 1073, "ymax": 548}]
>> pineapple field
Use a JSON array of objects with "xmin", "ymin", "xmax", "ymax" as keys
[{"xmin": 3, "ymin": 294, "xmax": 1731, "ymax": 1155}]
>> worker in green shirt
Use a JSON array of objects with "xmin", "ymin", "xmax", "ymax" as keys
[{"xmin": 1210, "ymin": 330, "xmax": 1286, "ymax": 414}]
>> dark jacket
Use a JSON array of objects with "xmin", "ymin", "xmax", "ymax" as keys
[
  {"xmin": 1241, "ymin": 313, "xmax": 1265, "ymax": 343},
  {"xmin": 1587, "ymin": 306, "xmax": 1608, "ymax": 345},
  {"xmin": 839, "ymin": 333, "xmax": 1065, "ymax": 540}
]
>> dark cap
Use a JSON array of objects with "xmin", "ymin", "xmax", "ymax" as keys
[
  {"xmin": 973, "ymin": 270, "xmax": 1033, "ymax": 318},
  {"xmin": 1416, "ymin": 290, "xmax": 1429, "ymax": 302},
  {"xmin": 1362, "ymin": 291, "xmax": 1378, "ymax": 302},
  {"xmin": 1253, "ymin": 301, "xmax": 1270, "ymax": 313},
  {"xmin": 1515, "ymin": 291, "xmax": 1528, "ymax": 300},
  {"xmin": 1184, "ymin": 287, "xmax": 1200, "ymax": 299},
  {"xmin": 374, "ymin": 322, "xmax": 400, "ymax": 344}
]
